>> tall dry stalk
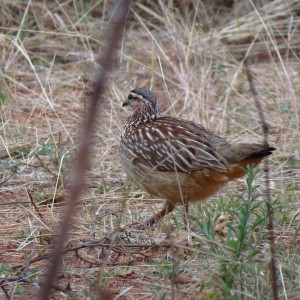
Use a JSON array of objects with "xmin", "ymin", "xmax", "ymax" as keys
[{"xmin": 39, "ymin": 1, "xmax": 131, "ymax": 299}]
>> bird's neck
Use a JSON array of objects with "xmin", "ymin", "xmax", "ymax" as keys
[{"xmin": 128, "ymin": 101, "xmax": 162, "ymax": 126}]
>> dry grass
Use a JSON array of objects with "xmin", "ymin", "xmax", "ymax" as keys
[{"xmin": 0, "ymin": 0, "xmax": 299, "ymax": 299}]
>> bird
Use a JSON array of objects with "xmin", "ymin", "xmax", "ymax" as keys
[{"xmin": 119, "ymin": 87, "xmax": 275, "ymax": 226}]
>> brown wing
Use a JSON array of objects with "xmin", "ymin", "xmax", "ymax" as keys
[{"xmin": 125, "ymin": 117, "xmax": 229, "ymax": 173}]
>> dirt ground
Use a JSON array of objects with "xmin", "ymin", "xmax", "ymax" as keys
[{"xmin": 1, "ymin": 1, "xmax": 300, "ymax": 299}]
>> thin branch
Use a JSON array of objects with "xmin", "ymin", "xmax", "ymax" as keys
[
  {"xmin": 1, "ymin": 278, "xmax": 70, "ymax": 294},
  {"xmin": 26, "ymin": 189, "xmax": 45, "ymax": 222},
  {"xmin": 0, "ymin": 285, "xmax": 9, "ymax": 299},
  {"xmin": 244, "ymin": 59, "xmax": 279, "ymax": 300},
  {"xmin": 30, "ymin": 238, "xmax": 163, "ymax": 264},
  {"xmin": 38, "ymin": 1, "xmax": 131, "ymax": 299}
]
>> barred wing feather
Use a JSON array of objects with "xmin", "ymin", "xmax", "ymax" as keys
[{"xmin": 127, "ymin": 118, "xmax": 229, "ymax": 173}]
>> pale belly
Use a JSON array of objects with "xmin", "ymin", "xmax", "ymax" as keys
[{"xmin": 123, "ymin": 159, "xmax": 230, "ymax": 205}]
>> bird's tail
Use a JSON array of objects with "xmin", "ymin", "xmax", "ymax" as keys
[{"xmin": 224, "ymin": 144, "xmax": 275, "ymax": 180}]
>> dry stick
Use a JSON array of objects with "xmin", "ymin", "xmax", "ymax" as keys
[
  {"xmin": 31, "ymin": 240, "xmax": 162, "ymax": 265},
  {"xmin": 1, "ymin": 278, "xmax": 69, "ymax": 293},
  {"xmin": 244, "ymin": 60, "xmax": 279, "ymax": 300},
  {"xmin": 26, "ymin": 188, "xmax": 45, "ymax": 222},
  {"xmin": 39, "ymin": 1, "xmax": 131, "ymax": 299},
  {"xmin": 0, "ymin": 285, "xmax": 9, "ymax": 299}
]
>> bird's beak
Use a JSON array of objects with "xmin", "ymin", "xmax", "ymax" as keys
[{"xmin": 122, "ymin": 99, "xmax": 129, "ymax": 107}]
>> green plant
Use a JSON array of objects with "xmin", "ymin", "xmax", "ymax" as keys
[
  {"xmin": 191, "ymin": 165, "xmax": 274, "ymax": 298},
  {"xmin": 36, "ymin": 139, "xmax": 71, "ymax": 188}
]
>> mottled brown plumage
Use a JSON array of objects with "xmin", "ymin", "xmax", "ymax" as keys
[{"xmin": 119, "ymin": 88, "xmax": 275, "ymax": 225}]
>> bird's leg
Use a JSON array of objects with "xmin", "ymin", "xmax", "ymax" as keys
[{"xmin": 144, "ymin": 201, "xmax": 175, "ymax": 226}]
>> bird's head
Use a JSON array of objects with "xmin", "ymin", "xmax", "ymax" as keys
[{"xmin": 122, "ymin": 88, "xmax": 161, "ymax": 121}]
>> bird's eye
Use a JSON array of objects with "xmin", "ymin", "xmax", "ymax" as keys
[{"xmin": 128, "ymin": 94, "xmax": 133, "ymax": 100}]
